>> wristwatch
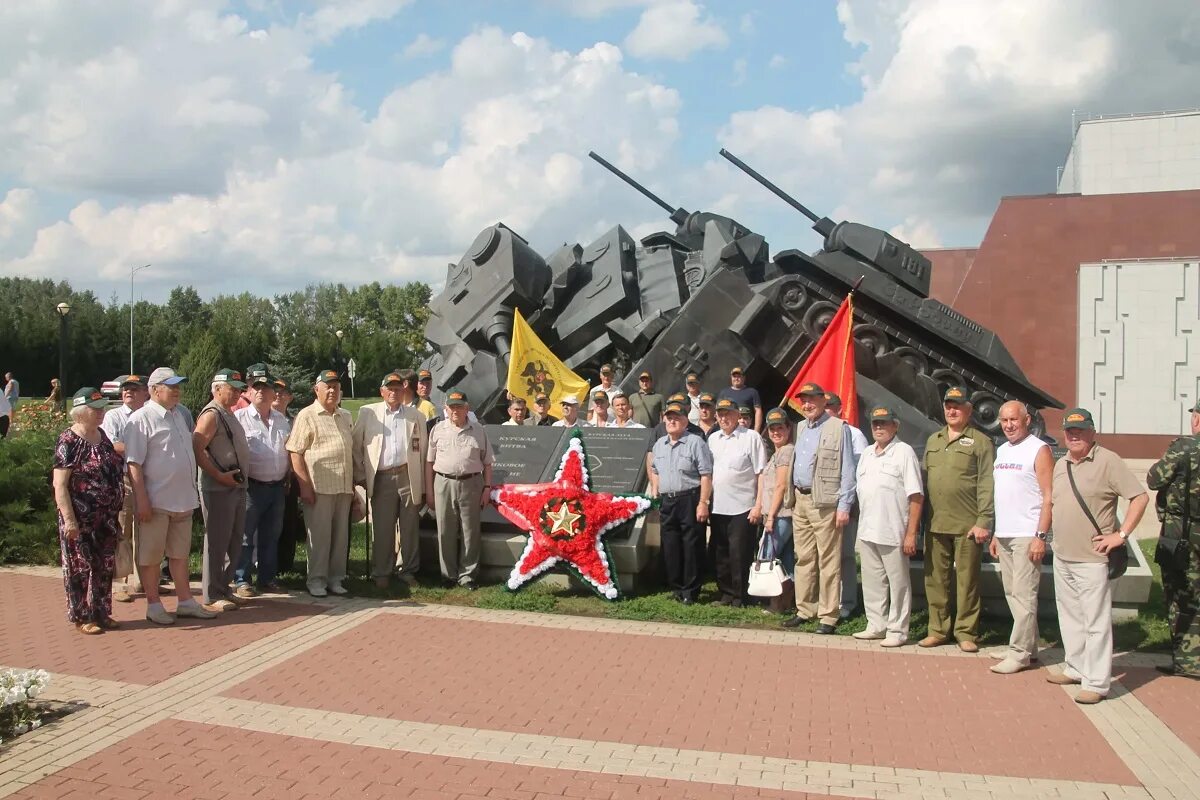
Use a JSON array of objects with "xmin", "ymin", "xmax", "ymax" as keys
[
  {"xmin": 1118, "ymin": 530, "xmax": 1130, "ymax": 542},
  {"xmin": 1034, "ymin": 531, "xmax": 1048, "ymax": 541}
]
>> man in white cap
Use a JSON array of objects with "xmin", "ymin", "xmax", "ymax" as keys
[
  {"xmin": 553, "ymin": 394, "xmax": 582, "ymax": 427},
  {"xmin": 123, "ymin": 367, "xmax": 216, "ymax": 624}
]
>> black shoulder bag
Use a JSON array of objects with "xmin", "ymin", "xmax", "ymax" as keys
[{"xmin": 1065, "ymin": 460, "xmax": 1127, "ymax": 580}]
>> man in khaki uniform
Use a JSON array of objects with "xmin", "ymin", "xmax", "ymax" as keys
[
  {"xmin": 354, "ymin": 370, "xmax": 428, "ymax": 589},
  {"xmin": 425, "ymin": 390, "xmax": 494, "ymax": 590},
  {"xmin": 921, "ymin": 385, "xmax": 995, "ymax": 652},
  {"xmin": 287, "ymin": 368, "xmax": 356, "ymax": 597}
]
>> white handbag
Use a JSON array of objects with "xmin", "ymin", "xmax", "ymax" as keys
[{"xmin": 748, "ymin": 530, "xmax": 786, "ymax": 597}]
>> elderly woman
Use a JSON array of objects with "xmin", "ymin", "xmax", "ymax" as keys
[{"xmin": 52, "ymin": 388, "xmax": 126, "ymax": 635}]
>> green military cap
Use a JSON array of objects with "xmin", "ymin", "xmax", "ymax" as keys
[
  {"xmin": 667, "ymin": 392, "xmax": 686, "ymax": 404},
  {"xmin": 715, "ymin": 398, "xmax": 737, "ymax": 412},
  {"xmin": 535, "ymin": 392, "xmax": 549, "ymax": 402},
  {"xmin": 245, "ymin": 363, "xmax": 272, "ymax": 385},
  {"xmin": 730, "ymin": 366, "xmax": 744, "ymax": 375},
  {"xmin": 446, "ymin": 390, "xmax": 468, "ymax": 406},
  {"xmin": 214, "ymin": 368, "xmax": 247, "ymax": 389},
  {"xmin": 943, "ymin": 385, "xmax": 968, "ymax": 403},
  {"xmin": 315, "ymin": 368, "xmax": 340, "ymax": 384},
  {"xmin": 1062, "ymin": 408, "xmax": 1095, "ymax": 430},
  {"xmin": 600, "ymin": 363, "xmax": 613, "ymax": 375},
  {"xmin": 380, "ymin": 371, "xmax": 403, "ymax": 387},
  {"xmin": 72, "ymin": 387, "xmax": 108, "ymax": 409},
  {"xmin": 868, "ymin": 405, "xmax": 898, "ymax": 423},
  {"xmin": 765, "ymin": 407, "xmax": 789, "ymax": 426},
  {"xmin": 116, "ymin": 374, "xmax": 145, "ymax": 387},
  {"xmin": 738, "ymin": 405, "xmax": 752, "ymax": 415},
  {"xmin": 663, "ymin": 401, "xmax": 687, "ymax": 415},
  {"xmin": 417, "ymin": 368, "xmax": 432, "ymax": 381},
  {"xmin": 698, "ymin": 392, "xmax": 715, "ymax": 406},
  {"xmin": 685, "ymin": 372, "xmax": 700, "ymax": 383},
  {"xmin": 638, "ymin": 370, "xmax": 652, "ymax": 379},
  {"xmin": 794, "ymin": 381, "xmax": 824, "ymax": 397},
  {"xmin": 273, "ymin": 378, "xmax": 291, "ymax": 393},
  {"xmin": 825, "ymin": 392, "xmax": 842, "ymax": 407},
  {"xmin": 591, "ymin": 388, "xmax": 609, "ymax": 402}
]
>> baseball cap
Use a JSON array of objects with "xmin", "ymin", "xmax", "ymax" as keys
[
  {"xmin": 380, "ymin": 371, "xmax": 403, "ymax": 387},
  {"xmin": 213, "ymin": 368, "xmax": 247, "ymax": 389},
  {"xmin": 663, "ymin": 401, "xmax": 687, "ymax": 415},
  {"xmin": 116, "ymin": 374, "xmax": 145, "ymax": 388},
  {"xmin": 417, "ymin": 369, "xmax": 432, "ymax": 381},
  {"xmin": 715, "ymin": 398, "xmax": 737, "ymax": 412},
  {"xmin": 591, "ymin": 389, "xmax": 609, "ymax": 402},
  {"xmin": 600, "ymin": 363, "xmax": 613, "ymax": 375},
  {"xmin": 825, "ymin": 392, "xmax": 842, "ymax": 408},
  {"xmin": 273, "ymin": 378, "xmax": 292, "ymax": 394},
  {"xmin": 943, "ymin": 385, "xmax": 968, "ymax": 403},
  {"xmin": 560, "ymin": 394, "xmax": 580, "ymax": 405},
  {"xmin": 72, "ymin": 387, "xmax": 108, "ymax": 409},
  {"xmin": 765, "ymin": 407, "xmax": 788, "ymax": 426},
  {"xmin": 869, "ymin": 405, "xmax": 898, "ymax": 423},
  {"xmin": 667, "ymin": 392, "xmax": 686, "ymax": 404},
  {"xmin": 685, "ymin": 372, "xmax": 699, "ymax": 383},
  {"xmin": 534, "ymin": 392, "xmax": 549, "ymax": 402},
  {"xmin": 446, "ymin": 390, "xmax": 468, "ymax": 406},
  {"xmin": 245, "ymin": 363, "xmax": 272, "ymax": 385},
  {"xmin": 794, "ymin": 381, "xmax": 824, "ymax": 397},
  {"xmin": 738, "ymin": 405, "xmax": 752, "ymax": 415},
  {"xmin": 1062, "ymin": 408, "xmax": 1095, "ymax": 430},
  {"xmin": 147, "ymin": 367, "xmax": 187, "ymax": 387},
  {"xmin": 730, "ymin": 366, "xmax": 744, "ymax": 375},
  {"xmin": 314, "ymin": 368, "xmax": 340, "ymax": 384},
  {"xmin": 638, "ymin": 371, "xmax": 652, "ymax": 379},
  {"xmin": 698, "ymin": 392, "xmax": 715, "ymax": 406}
]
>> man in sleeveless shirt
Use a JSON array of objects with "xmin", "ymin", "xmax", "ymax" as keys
[
  {"xmin": 194, "ymin": 368, "xmax": 251, "ymax": 611},
  {"xmin": 989, "ymin": 401, "xmax": 1052, "ymax": 674}
]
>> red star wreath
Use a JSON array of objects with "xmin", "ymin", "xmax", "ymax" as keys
[{"xmin": 491, "ymin": 431, "xmax": 652, "ymax": 600}]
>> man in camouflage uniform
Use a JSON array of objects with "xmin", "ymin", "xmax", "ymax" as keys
[{"xmin": 1147, "ymin": 402, "xmax": 1200, "ymax": 680}]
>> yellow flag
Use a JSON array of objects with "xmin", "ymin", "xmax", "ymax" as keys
[{"xmin": 506, "ymin": 309, "xmax": 589, "ymax": 417}]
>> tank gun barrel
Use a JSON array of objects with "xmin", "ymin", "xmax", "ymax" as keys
[
  {"xmin": 718, "ymin": 148, "xmax": 835, "ymax": 237},
  {"xmin": 588, "ymin": 151, "xmax": 689, "ymax": 225}
]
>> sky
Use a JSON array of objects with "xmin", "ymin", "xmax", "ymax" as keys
[{"xmin": 2, "ymin": 0, "xmax": 1199, "ymax": 304}]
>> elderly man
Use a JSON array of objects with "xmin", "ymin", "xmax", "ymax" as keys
[
  {"xmin": 233, "ymin": 364, "xmax": 291, "ymax": 595},
  {"xmin": 528, "ymin": 393, "xmax": 554, "ymax": 426},
  {"xmin": 708, "ymin": 398, "xmax": 768, "ymax": 607},
  {"xmin": 719, "ymin": 366, "xmax": 763, "ymax": 432},
  {"xmin": 595, "ymin": 363, "xmax": 621, "ymax": 403},
  {"xmin": 553, "ymin": 394, "xmax": 583, "ymax": 427},
  {"xmin": 609, "ymin": 393, "xmax": 644, "ymax": 428},
  {"xmin": 630, "ymin": 371, "xmax": 664, "ymax": 428},
  {"xmin": 124, "ymin": 368, "xmax": 215, "ymax": 624},
  {"xmin": 586, "ymin": 389, "xmax": 612, "ymax": 427},
  {"xmin": 194, "ymin": 368, "xmax": 251, "ymax": 611},
  {"xmin": 102, "ymin": 374, "xmax": 149, "ymax": 603},
  {"xmin": 354, "ymin": 370, "xmax": 428, "ymax": 589},
  {"xmin": 853, "ymin": 406, "xmax": 922, "ymax": 647},
  {"xmin": 1147, "ymin": 401, "xmax": 1200, "ymax": 680},
  {"xmin": 683, "ymin": 372, "xmax": 702, "ymax": 423},
  {"xmin": 772, "ymin": 382, "xmax": 855, "ymax": 634},
  {"xmin": 648, "ymin": 400, "xmax": 713, "ymax": 604},
  {"xmin": 426, "ymin": 390, "xmax": 493, "ymax": 590},
  {"xmin": 502, "ymin": 398, "xmax": 529, "ymax": 425},
  {"xmin": 921, "ymin": 386, "xmax": 995, "ymax": 652},
  {"xmin": 696, "ymin": 392, "xmax": 718, "ymax": 438},
  {"xmin": 1049, "ymin": 408, "xmax": 1149, "ymax": 703},
  {"xmin": 827, "ymin": 391, "xmax": 868, "ymax": 621},
  {"xmin": 287, "ymin": 368, "xmax": 356, "ymax": 598},
  {"xmin": 989, "ymin": 400, "xmax": 1052, "ymax": 674}
]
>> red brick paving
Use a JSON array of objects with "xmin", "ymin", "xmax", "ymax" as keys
[
  {"xmin": 6, "ymin": 720, "xmax": 827, "ymax": 800},
  {"xmin": 0, "ymin": 574, "xmax": 322, "ymax": 684},
  {"xmin": 1120, "ymin": 666, "xmax": 1200, "ymax": 757},
  {"xmin": 224, "ymin": 614, "xmax": 1136, "ymax": 784}
]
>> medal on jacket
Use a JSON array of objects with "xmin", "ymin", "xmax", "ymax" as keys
[
  {"xmin": 960, "ymin": 437, "xmax": 974, "ymax": 447},
  {"xmin": 411, "ymin": 436, "xmax": 420, "ymax": 452}
]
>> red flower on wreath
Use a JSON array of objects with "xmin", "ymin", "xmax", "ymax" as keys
[{"xmin": 491, "ymin": 431, "xmax": 652, "ymax": 600}]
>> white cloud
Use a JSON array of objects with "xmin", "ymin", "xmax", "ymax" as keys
[
  {"xmin": 296, "ymin": 0, "xmax": 413, "ymax": 42},
  {"xmin": 624, "ymin": 0, "xmax": 728, "ymax": 61},
  {"xmin": 402, "ymin": 32, "xmax": 445, "ymax": 58},
  {"xmin": 889, "ymin": 216, "xmax": 942, "ymax": 249},
  {"xmin": 767, "ymin": 53, "xmax": 786, "ymax": 69}
]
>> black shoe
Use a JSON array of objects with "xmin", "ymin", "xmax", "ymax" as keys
[
  {"xmin": 460, "ymin": 579, "xmax": 479, "ymax": 591},
  {"xmin": 814, "ymin": 623, "xmax": 837, "ymax": 635},
  {"xmin": 781, "ymin": 614, "xmax": 811, "ymax": 629},
  {"xmin": 710, "ymin": 597, "xmax": 733, "ymax": 607},
  {"xmin": 672, "ymin": 591, "xmax": 683, "ymax": 602},
  {"xmin": 441, "ymin": 578, "xmax": 458, "ymax": 589},
  {"xmin": 730, "ymin": 599, "xmax": 744, "ymax": 608},
  {"xmin": 681, "ymin": 596, "xmax": 695, "ymax": 606}
]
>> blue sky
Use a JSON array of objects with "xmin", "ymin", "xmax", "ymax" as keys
[{"xmin": 2, "ymin": 1, "xmax": 1198, "ymax": 302}]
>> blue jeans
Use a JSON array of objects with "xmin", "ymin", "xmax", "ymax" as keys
[
  {"xmin": 235, "ymin": 482, "xmax": 286, "ymax": 588},
  {"xmin": 773, "ymin": 516, "xmax": 795, "ymax": 580}
]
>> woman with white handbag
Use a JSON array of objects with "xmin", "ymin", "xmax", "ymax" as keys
[{"xmin": 759, "ymin": 408, "xmax": 796, "ymax": 613}]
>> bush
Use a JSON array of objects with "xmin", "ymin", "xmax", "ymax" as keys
[{"xmin": 0, "ymin": 428, "xmax": 60, "ymax": 565}]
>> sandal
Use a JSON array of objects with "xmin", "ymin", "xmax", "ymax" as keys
[
  {"xmin": 98, "ymin": 617, "xmax": 121, "ymax": 630},
  {"xmin": 76, "ymin": 622, "xmax": 104, "ymax": 635}
]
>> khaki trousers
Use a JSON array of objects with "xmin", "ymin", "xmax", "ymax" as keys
[
  {"xmin": 371, "ymin": 468, "xmax": 420, "ymax": 580},
  {"xmin": 304, "ymin": 492, "xmax": 351, "ymax": 590},
  {"xmin": 791, "ymin": 492, "xmax": 842, "ymax": 626},
  {"xmin": 115, "ymin": 476, "xmax": 140, "ymax": 589},
  {"xmin": 1054, "ymin": 557, "xmax": 1112, "ymax": 695},
  {"xmin": 858, "ymin": 541, "xmax": 911, "ymax": 640},
  {"xmin": 996, "ymin": 537, "xmax": 1040, "ymax": 664},
  {"xmin": 923, "ymin": 532, "xmax": 982, "ymax": 642},
  {"xmin": 434, "ymin": 473, "xmax": 484, "ymax": 584}
]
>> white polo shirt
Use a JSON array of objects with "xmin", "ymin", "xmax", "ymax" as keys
[
  {"xmin": 707, "ymin": 425, "xmax": 768, "ymax": 516},
  {"xmin": 855, "ymin": 438, "xmax": 923, "ymax": 547},
  {"xmin": 123, "ymin": 399, "xmax": 200, "ymax": 513},
  {"xmin": 234, "ymin": 404, "xmax": 291, "ymax": 482}
]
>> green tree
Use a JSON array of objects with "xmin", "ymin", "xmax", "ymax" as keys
[{"xmin": 177, "ymin": 331, "xmax": 222, "ymax": 415}]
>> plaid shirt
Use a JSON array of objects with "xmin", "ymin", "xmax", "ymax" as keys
[{"xmin": 286, "ymin": 401, "xmax": 353, "ymax": 495}]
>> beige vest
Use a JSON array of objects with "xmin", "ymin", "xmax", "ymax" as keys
[
  {"xmin": 782, "ymin": 417, "xmax": 847, "ymax": 509},
  {"xmin": 198, "ymin": 400, "xmax": 250, "ymax": 493}
]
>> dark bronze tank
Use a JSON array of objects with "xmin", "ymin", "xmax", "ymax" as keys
[{"xmin": 420, "ymin": 150, "xmax": 1062, "ymax": 447}]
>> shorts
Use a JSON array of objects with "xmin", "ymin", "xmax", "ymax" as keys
[{"xmin": 137, "ymin": 509, "xmax": 195, "ymax": 565}]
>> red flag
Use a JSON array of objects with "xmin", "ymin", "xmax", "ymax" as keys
[{"xmin": 784, "ymin": 293, "xmax": 858, "ymax": 426}]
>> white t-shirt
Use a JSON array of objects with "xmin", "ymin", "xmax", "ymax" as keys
[
  {"xmin": 607, "ymin": 419, "xmax": 645, "ymax": 428},
  {"xmin": 708, "ymin": 425, "xmax": 768, "ymax": 516},
  {"xmin": 993, "ymin": 435, "xmax": 1048, "ymax": 538},
  {"xmin": 855, "ymin": 439, "xmax": 923, "ymax": 547}
]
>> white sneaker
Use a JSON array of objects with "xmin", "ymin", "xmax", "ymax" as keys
[
  {"xmin": 328, "ymin": 582, "xmax": 349, "ymax": 596},
  {"xmin": 175, "ymin": 602, "xmax": 217, "ymax": 619},
  {"xmin": 990, "ymin": 650, "xmax": 1039, "ymax": 663},
  {"xmin": 145, "ymin": 605, "xmax": 175, "ymax": 625},
  {"xmin": 852, "ymin": 630, "xmax": 886, "ymax": 641},
  {"xmin": 308, "ymin": 584, "xmax": 328, "ymax": 597},
  {"xmin": 880, "ymin": 636, "xmax": 906, "ymax": 648}
]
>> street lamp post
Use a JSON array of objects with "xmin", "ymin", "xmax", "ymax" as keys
[
  {"xmin": 56, "ymin": 302, "xmax": 71, "ymax": 410},
  {"xmin": 334, "ymin": 329, "xmax": 345, "ymax": 374},
  {"xmin": 130, "ymin": 264, "xmax": 151, "ymax": 373}
]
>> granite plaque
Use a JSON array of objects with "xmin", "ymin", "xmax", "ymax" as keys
[
  {"xmin": 485, "ymin": 425, "xmax": 567, "ymax": 486},
  {"xmin": 576, "ymin": 427, "xmax": 654, "ymax": 494}
]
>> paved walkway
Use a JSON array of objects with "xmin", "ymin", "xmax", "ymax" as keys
[{"xmin": 1, "ymin": 566, "xmax": 1198, "ymax": 800}]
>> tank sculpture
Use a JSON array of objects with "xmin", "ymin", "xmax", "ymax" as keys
[{"xmin": 420, "ymin": 150, "xmax": 1062, "ymax": 449}]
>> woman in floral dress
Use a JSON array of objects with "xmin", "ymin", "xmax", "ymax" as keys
[{"xmin": 51, "ymin": 388, "xmax": 125, "ymax": 635}]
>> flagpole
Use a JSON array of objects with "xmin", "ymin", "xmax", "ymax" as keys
[{"xmin": 838, "ymin": 277, "xmax": 863, "ymax": 416}]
